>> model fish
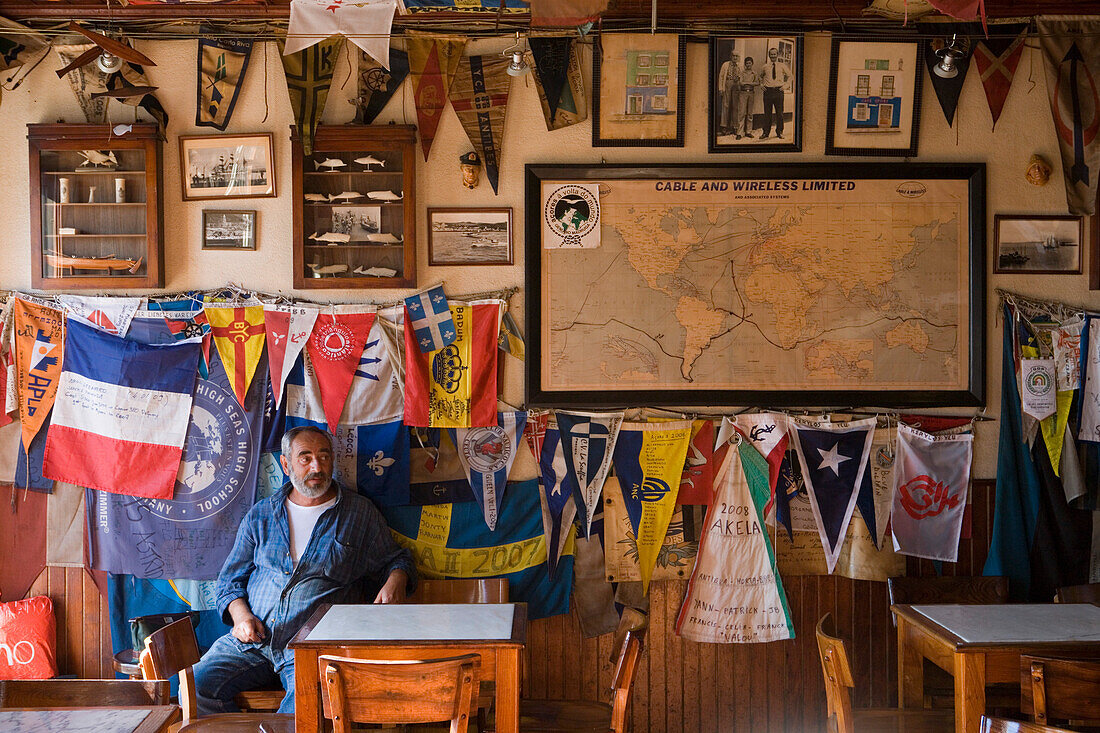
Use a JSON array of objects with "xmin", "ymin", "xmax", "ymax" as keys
[
  {"xmin": 365, "ymin": 233, "xmax": 402, "ymax": 244},
  {"xmin": 354, "ymin": 265, "xmax": 397, "ymax": 277},
  {"xmin": 78, "ymin": 150, "xmax": 118, "ymax": 168},
  {"xmin": 308, "ymin": 231, "xmax": 352, "ymax": 244},
  {"xmin": 304, "ymin": 193, "xmax": 330, "ymax": 202},
  {"xmin": 308, "ymin": 263, "xmax": 349, "ymax": 276},
  {"xmin": 354, "ymin": 156, "xmax": 385, "ymax": 168},
  {"xmin": 45, "ymin": 253, "xmax": 142, "ymax": 273},
  {"xmin": 328, "ymin": 191, "xmax": 364, "ymax": 202},
  {"xmin": 366, "ymin": 190, "xmax": 402, "ymax": 201},
  {"xmin": 90, "ymin": 85, "xmax": 158, "ymax": 99},
  {"xmin": 314, "ymin": 157, "xmax": 346, "ymax": 171}
]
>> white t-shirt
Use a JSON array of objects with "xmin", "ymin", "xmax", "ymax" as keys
[{"xmin": 285, "ymin": 495, "xmax": 338, "ymax": 566}]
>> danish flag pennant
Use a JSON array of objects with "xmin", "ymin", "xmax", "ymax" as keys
[
  {"xmin": 263, "ymin": 303, "xmax": 319, "ymax": 402},
  {"xmin": 305, "ymin": 309, "xmax": 376, "ymax": 432}
]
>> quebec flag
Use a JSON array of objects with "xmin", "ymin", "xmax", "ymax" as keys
[{"xmin": 405, "ymin": 284, "xmax": 456, "ymax": 353}]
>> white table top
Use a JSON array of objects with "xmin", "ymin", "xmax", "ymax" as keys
[
  {"xmin": 911, "ymin": 603, "xmax": 1100, "ymax": 644},
  {"xmin": 0, "ymin": 708, "xmax": 151, "ymax": 733},
  {"xmin": 306, "ymin": 603, "xmax": 516, "ymax": 642}
]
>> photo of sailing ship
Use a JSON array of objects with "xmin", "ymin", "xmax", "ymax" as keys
[
  {"xmin": 180, "ymin": 133, "xmax": 276, "ymax": 200},
  {"xmin": 331, "ymin": 205, "xmax": 382, "ymax": 242},
  {"xmin": 203, "ymin": 210, "xmax": 256, "ymax": 249},
  {"xmin": 994, "ymin": 215, "xmax": 1082, "ymax": 274},
  {"xmin": 428, "ymin": 208, "xmax": 512, "ymax": 265}
]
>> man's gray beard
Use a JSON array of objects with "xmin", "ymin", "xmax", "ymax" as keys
[{"xmin": 290, "ymin": 471, "xmax": 331, "ymax": 498}]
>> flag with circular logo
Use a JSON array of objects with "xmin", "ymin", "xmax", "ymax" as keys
[
  {"xmin": 450, "ymin": 410, "xmax": 527, "ymax": 530},
  {"xmin": 305, "ymin": 309, "xmax": 377, "ymax": 432},
  {"xmin": 1020, "ymin": 357, "xmax": 1057, "ymax": 421}
]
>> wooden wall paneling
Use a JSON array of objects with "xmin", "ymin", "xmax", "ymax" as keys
[
  {"xmin": 780, "ymin": 577, "xmax": 803, "ymax": 733},
  {"xmin": 663, "ymin": 583, "xmax": 682, "ymax": 733}
]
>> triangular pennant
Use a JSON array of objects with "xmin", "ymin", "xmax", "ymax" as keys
[
  {"xmin": 355, "ymin": 47, "xmax": 409, "ymax": 124},
  {"xmin": 263, "ymin": 303, "xmax": 319, "ymax": 402},
  {"xmin": 406, "ymin": 34, "xmax": 466, "ymax": 160},
  {"xmin": 729, "ymin": 412, "xmax": 789, "ymax": 517},
  {"xmin": 1036, "ymin": 17, "xmax": 1100, "ymax": 215},
  {"xmin": 0, "ymin": 17, "xmax": 48, "ymax": 75},
  {"xmin": 497, "ymin": 310, "xmax": 525, "ymax": 360},
  {"xmin": 537, "ymin": 422, "xmax": 578, "ymax": 578},
  {"xmin": 450, "ymin": 55, "xmax": 510, "ymax": 194},
  {"xmin": 973, "ymin": 24, "xmax": 1027, "ymax": 128},
  {"xmin": 285, "ymin": 0, "xmax": 397, "ymax": 65},
  {"xmin": 925, "ymin": 0, "xmax": 987, "ymax": 33},
  {"xmin": 204, "ymin": 303, "xmax": 266, "ymax": 406},
  {"xmin": 920, "ymin": 23, "xmax": 981, "ymax": 126},
  {"xmin": 56, "ymin": 295, "xmax": 143, "ymax": 337},
  {"xmin": 13, "ymin": 298, "xmax": 64, "ymax": 453},
  {"xmin": 450, "ymin": 410, "xmax": 527, "ymax": 530},
  {"xmin": 114, "ymin": 62, "xmax": 169, "ymax": 131},
  {"xmin": 790, "ymin": 417, "xmax": 875, "ymax": 574},
  {"xmin": 528, "ymin": 37, "xmax": 571, "ymax": 121},
  {"xmin": 525, "ymin": 409, "xmax": 550, "ymax": 462},
  {"xmin": 197, "ymin": 33, "xmax": 253, "ymax": 130},
  {"xmin": 281, "ymin": 36, "xmax": 343, "ymax": 156},
  {"xmin": 676, "ymin": 419, "xmax": 715, "ymax": 506},
  {"xmin": 556, "ymin": 410, "xmax": 623, "ymax": 538},
  {"xmin": 528, "ymin": 39, "xmax": 587, "ymax": 131},
  {"xmin": 54, "ymin": 43, "xmax": 109, "ymax": 123},
  {"xmin": 305, "ymin": 310, "xmax": 377, "ymax": 432}
]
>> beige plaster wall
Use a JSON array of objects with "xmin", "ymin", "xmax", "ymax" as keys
[{"xmin": 0, "ymin": 31, "xmax": 1097, "ymax": 478}]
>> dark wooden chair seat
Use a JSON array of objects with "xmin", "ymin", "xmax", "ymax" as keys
[
  {"xmin": 0, "ymin": 678, "xmax": 169, "ymax": 707},
  {"xmin": 233, "ymin": 688, "xmax": 284, "ymax": 712},
  {"xmin": 1054, "ymin": 583, "xmax": 1100, "ymax": 604},
  {"xmin": 1020, "ymin": 655, "xmax": 1100, "ymax": 728},
  {"xmin": 176, "ymin": 713, "xmax": 295, "ymax": 733},
  {"xmin": 510, "ymin": 699, "xmax": 615, "ymax": 732},
  {"xmin": 982, "ymin": 715, "xmax": 1077, "ymax": 733}
]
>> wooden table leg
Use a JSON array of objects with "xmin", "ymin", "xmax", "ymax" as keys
[
  {"xmin": 897, "ymin": 617, "xmax": 925, "ymax": 710},
  {"xmin": 954, "ymin": 651, "xmax": 986, "ymax": 733},
  {"xmin": 495, "ymin": 647, "xmax": 521, "ymax": 733},
  {"xmin": 295, "ymin": 648, "xmax": 322, "ymax": 733}
]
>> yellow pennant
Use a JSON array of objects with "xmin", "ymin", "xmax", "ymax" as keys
[
  {"xmin": 203, "ymin": 304, "xmax": 266, "ymax": 406},
  {"xmin": 13, "ymin": 298, "xmax": 64, "ymax": 451}
]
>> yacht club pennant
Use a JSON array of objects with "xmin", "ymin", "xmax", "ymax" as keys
[
  {"xmin": 528, "ymin": 39, "xmax": 587, "ymax": 131},
  {"xmin": 556, "ymin": 410, "xmax": 623, "ymax": 538},
  {"xmin": 537, "ymin": 421, "xmax": 578, "ymax": 578},
  {"xmin": 1037, "ymin": 17, "xmax": 1100, "ymax": 214},
  {"xmin": 280, "ymin": 36, "xmax": 343, "ymax": 156},
  {"xmin": 56, "ymin": 295, "xmax": 143, "ymax": 337},
  {"xmin": 525, "ymin": 409, "xmax": 550, "ymax": 463},
  {"xmin": 306, "ymin": 309, "xmax": 377, "ymax": 432},
  {"xmin": 450, "ymin": 410, "xmax": 528, "ymax": 530},
  {"xmin": 528, "ymin": 37, "xmax": 571, "ymax": 122},
  {"xmin": 263, "ymin": 303, "xmax": 319, "ymax": 402},
  {"xmin": 406, "ymin": 34, "xmax": 466, "ymax": 160},
  {"xmin": 13, "ymin": 298, "xmax": 64, "ymax": 453},
  {"xmin": 919, "ymin": 23, "xmax": 980, "ymax": 126},
  {"xmin": 790, "ymin": 417, "xmax": 876, "ymax": 574},
  {"xmin": 450, "ymin": 54, "xmax": 510, "ymax": 194},
  {"xmin": 54, "ymin": 43, "xmax": 108, "ymax": 122},
  {"xmin": 204, "ymin": 303, "xmax": 266, "ymax": 407},
  {"xmin": 285, "ymin": 0, "xmax": 397, "ymax": 66},
  {"xmin": 197, "ymin": 34, "xmax": 253, "ymax": 130},
  {"xmin": 354, "ymin": 47, "xmax": 409, "ymax": 124},
  {"xmin": 973, "ymin": 23, "xmax": 1028, "ymax": 129}
]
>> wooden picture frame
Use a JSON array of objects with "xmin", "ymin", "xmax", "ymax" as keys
[
  {"xmin": 428, "ymin": 207, "xmax": 513, "ymax": 266},
  {"xmin": 526, "ymin": 162, "xmax": 986, "ymax": 408},
  {"xmin": 993, "ymin": 214, "xmax": 1083, "ymax": 274},
  {"xmin": 709, "ymin": 34, "xmax": 803, "ymax": 153},
  {"xmin": 825, "ymin": 36, "xmax": 924, "ymax": 157},
  {"xmin": 179, "ymin": 132, "xmax": 276, "ymax": 200},
  {"xmin": 202, "ymin": 209, "xmax": 257, "ymax": 249},
  {"xmin": 592, "ymin": 33, "xmax": 686, "ymax": 147}
]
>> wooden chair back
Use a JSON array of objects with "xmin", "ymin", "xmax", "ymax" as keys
[
  {"xmin": 1020, "ymin": 655, "xmax": 1100, "ymax": 725},
  {"xmin": 318, "ymin": 654, "xmax": 481, "ymax": 733},
  {"xmin": 982, "ymin": 715, "xmax": 1077, "ymax": 733},
  {"xmin": 888, "ymin": 576, "xmax": 1009, "ymax": 624},
  {"xmin": 408, "ymin": 578, "xmax": 509, "ymax": 604},
  {"xmin": 816, "ymin": 613, "xmax": 855, "ymax": 733},
  {"xmin": 608, "ymin": 608, "xmax": 647, "ymax": 733},
  {"xmin": 1053, "ymin": 583, "xmax": 1100, "ymax": 604},
  {"xmin": 139, "ymin": 616, "xmax": 202, "ymax": 721},
  {"xmin": 0, "ymin": 679, "xmax": 170, "ymax": 708}
]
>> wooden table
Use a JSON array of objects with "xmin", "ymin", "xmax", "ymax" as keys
[
  {"xmin": 289, "ymin": 602, "xmax": 527, "ymax": 733},
  {"xmin": 0, "ymin": 706, "xmax": 180, "ymax": 733},
  {"xmin": 894, "ymin": 603, "xmax": 1100, "ymax": 733}
]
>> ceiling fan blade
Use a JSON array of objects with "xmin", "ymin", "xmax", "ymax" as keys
[
  {"xmin": 68, "ymin": 21, "xmax": 156, "ymax": 68},
  {"xmin": 91, "ymin": 85, "xmax": 158, "ymax": 99},
  {"xmin": 55, "ymin": 46, "xmax": 101, "ymax": 78}
]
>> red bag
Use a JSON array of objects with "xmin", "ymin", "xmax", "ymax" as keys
[{"xmin": 0, "ymin": 595, "xmax": 57, "ymax": 679}]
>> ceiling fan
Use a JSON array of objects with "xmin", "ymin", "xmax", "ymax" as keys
[{"xmin": 54, "ymin": 21, "xmax": 156, "ymax": 79}]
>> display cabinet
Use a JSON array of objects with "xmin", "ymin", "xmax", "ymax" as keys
[
  {"xmin": 28, "ymin": 123, "xmax": 164, "ymax": 289},
  {"xmin": 292, "ymin": 124, "xmax": 417, "ymax": 289}
]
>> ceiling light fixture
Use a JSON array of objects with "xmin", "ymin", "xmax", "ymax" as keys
[
  {"xmin": 95, "ymin": 51, "xmax": 122, "ymax": 74},
  {"xmin": 933, "ymin": 34, "xmax": 966, "ymax": 79},
  {"xmin": 503, "ymin": 32, "xmax": 529, "ymax": 77}
]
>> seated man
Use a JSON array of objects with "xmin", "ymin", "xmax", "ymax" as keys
[{"xmin": 194, "ymin": 425, "xmax": 416, "ymax": 715}]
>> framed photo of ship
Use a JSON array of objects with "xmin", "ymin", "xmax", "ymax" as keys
[
  {"xmin": 825, "ymin": 37, "xmax": 923, "ymax": 157},
  {"xmin": 202, "ymin": 210, "xmax": 257, "ymax": 249},
  {"xmin": 994, "ymin": 214, "xmax": 1083, "ymax": 274},
  {"xmin": 428, "ymin": 207, "xmax": 513, "ymax": 266},
  {"xmin": 179, "ymin": 133, "xmax": 276, "ymax": 200}
]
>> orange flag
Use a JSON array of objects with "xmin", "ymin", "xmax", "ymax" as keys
[
  {"xmin": 13, "ymin": 298, "xmax": 65, "ymax": 451},
  {"xmin": 204, "ymin": 303, "xmax": 266, "ymax": 406},
  {"xmin": 406, "ymin": 34, "xmax": 465, "ymax": 160}
]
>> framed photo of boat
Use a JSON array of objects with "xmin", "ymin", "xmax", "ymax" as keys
[
  {"xmin": 994, "ymin": 214, "xmax": 1082, "ymax": 274},
  {"xmin": 428, "ymin": 207, "xmax": 513, "ymax": 266},
  {"xmin": 179, "ymin": 133, "xmax": 276, "ymax": 200},
  {"xmin": 202, "ymin": 210, "xmax": 256, "ymax": 249}
]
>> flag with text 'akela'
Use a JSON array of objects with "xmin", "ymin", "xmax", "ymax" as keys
[
  {"xmin": 404, "ymin": 299, "xmax": 502, "ymax": 428},
  {"xmin": 790, "ymin": 417, "xmax": 875, "ymax": 574},
  {"xmin": 305, "ymin": 309, "xmax": 377, "ymax": 432},
  {"xmin": 611, "ymin": 420, "xmax": 692, "ymax": 593},
  {"xmin": 43, "ymin": 321, "xmax": 200, "ymax": 500},
  {"xmin": 204, "ymin": 303, "xmax": 265, "ymax": 407},
  {"xmin": 557, "ymin": 410, "xmax": 623, "ymax": 538},
  {"xmin": 14, "ymin": 298, "xmax": 63, "ymax": 454},
  {"xmin": 527, "ymin": 39, "xmax": 587, "ymax": 131},
  {"xmin": 87, "ymin": 348, "xmax": 264, "ymax": 580},
  {"xmin": 677, "ymin": 437, "xmax": 793, "ymax": 643},
  {"xmin": 450, "ymin": 410, "xmax": 527, "ymax": 530},
  {"xmin": 381, "ymin": 479, "xmax": 574, "ymax": 619},
  {"xmin": 537, "ymin": 420, "xmax": 578, "ymax": 579},
  {"xmin": 890, "ymin": 423, "xmax": 973, "ymax": 562}
]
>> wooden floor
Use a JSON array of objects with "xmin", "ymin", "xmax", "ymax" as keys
[{"xmin": 29, "ymin": 481, "xmax": 995, "ymax": 733}]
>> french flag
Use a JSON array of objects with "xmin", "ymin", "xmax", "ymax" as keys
[{"xmin": 43, "ymin": 320, "xmax": 200, "ymax": 500}]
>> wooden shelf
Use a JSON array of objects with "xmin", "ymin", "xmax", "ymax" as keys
[
  {"xmin": 303, "ymin": 170, "xmax": 401, "ymax": 176},
  {"xmin": 47, "ymin": 202, "xmax": 147, "ymax": 206},
  {"xmin": 304, "ymin": 202, "xmax": 404, "ymax": 207},
  {"xmin": 304, "ymin": 243, "xmax": 402, "ymax": 249},
  {"xmin": 41, "ymin": 170, "xmax": 146, "ymax": 176}
]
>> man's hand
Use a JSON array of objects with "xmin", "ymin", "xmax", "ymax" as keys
[
  {"xmin": 227, "ymin": 598, "xmax": 267, "ymax": 643},
  {"xmin": 373, "ymin": 569, "xmax": 409, "ymax": 604}
]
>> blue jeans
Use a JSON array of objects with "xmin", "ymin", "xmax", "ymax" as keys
[{"xmin": 193, "ymin": 633, "xmax": 295, "ymax": 715}]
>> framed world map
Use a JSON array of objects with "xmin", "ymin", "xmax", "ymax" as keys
[{"xmin": 524, "ymin": 163, "xmax": 985, "ymax": 408}]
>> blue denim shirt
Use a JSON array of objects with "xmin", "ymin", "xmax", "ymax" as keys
[{"xmin": 214, "ymin": 481, "xmax": 416, "ymax": 663}]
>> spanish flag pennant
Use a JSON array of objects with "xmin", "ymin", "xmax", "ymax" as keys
[
  {"xmin": 610, "ymin": 420, "xmax": 692, "ymax": 594},
  {"xmin": 203, "ymin": 303, "xmax": 266, "ymax": 407},
  {"xmin": 403, "ymin": 299, "xmax": 501, "ymax": 428},
  {"xmin": 304, "ymin": 308, "xmax": 376, "ymax": 433},
  {"xmin": 406, "ymin": 33, "xmax": 466, "ymax": 160},
  {"xmin": 13, "ymin": 297, "xmax": 64, "ymax": 454}
]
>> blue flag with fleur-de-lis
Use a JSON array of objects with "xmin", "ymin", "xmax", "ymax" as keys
[{"xmin": 405, "ymin": 285, "xmax": 456, "ymax": 353}]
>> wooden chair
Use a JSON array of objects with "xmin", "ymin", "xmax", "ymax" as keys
[
  {"xmin": 816, "ymin": 613, "xmax": 954, "ymax": 733},
  {"xmin": 1020, "ymin": 655, "xmax": 1100, "ymax": 727},
  {"xmin": 139, "ymin": 617, "xmax": 293, "ymax": 731},
  {"xmin": 981, "ymin": 716, "xmax": 1077, "ymax": 733},
  {"xmin": 1053, "ymin": 583, "xmax": 1100, "ymax": 604},
  {"xmin": 409, "ymin": 578, "xmax": 509, "ymax": 604},
  {"xmin": 0, "ymin": 678, "xmax": 169, "ymax": 707},
  {"xmin": 318, "ymin": 653, "xmax": 481, "ymax": 733}
]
